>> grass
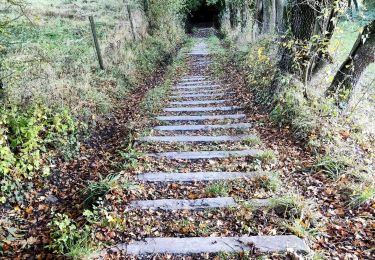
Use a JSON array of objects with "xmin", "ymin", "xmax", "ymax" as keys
[
  {"xmin": 283, "ymin": 218, "xmax": 319, "ymax": 238},
  {"xmin": 313, "ymin": 155, "xmax": 352, "ymax": 179},
  {"xmin": 260, "ymin": 172, "xmax": 281, "ymax": 192},
  {"xmin": 350, "ymin": 185, "xmax": 375, "ymax": 208},
  {"xmin": 255, "ymin": 149, "xmax": 277, "ymax": 164},
  {"xmin": 244, "ymin": 135, "xmax": 262, "ymax": 146},
  {"xmin": 268, "ymin": 193, "xmax": 305, "ymax": 218},
  {"xmin": 82, "ymin": 173, "xmax": 121, "ymax": 206},
  {"xmin": 205, "ymin": 182, "xmax": 229, "ymax": 196},
  {"xmin": 118, "ymin": 145, "xmax": 143, "ymax": 171},
  {"xmin": 82, "ymin": 173, "xmax": 138, "ymax": 207}
]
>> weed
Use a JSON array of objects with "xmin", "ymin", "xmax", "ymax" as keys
[
  {"xmin": 313, "ymin": 155, "xmax": 351, "ymax": 179},
  {"xmin": 269, "ymin": 193, "xmax": 305, "ymax": 218},
  {"xmin": 118, "ymin": 145, "xmax": 142, "ymax": 171},
  {"xmin": 205, "ymin": 182, "xmax": 229, "ymax": 196},
  {"xmin": 83, "ymin": 200, "xmax": 127, "ymax": 231},
  {"xmin": 349, "ymin": 185, "xmax": 375, "ymax": 208},
  {"xmin": 82, "ymin": 173, "xmax": 121, "ymax": 206},
  {"xmin": 260, "ymin": 172, "xmax": 281, "ymax": 192},
  {"xmin": 244, "ymin": 135, "xmax": 262, "ymax": 146},
  {"xmin": 47, "ymin": 213, "xmax": 94, "ymax": 259},
  {"xmin": 283, "ymin": 218, "xmax": 319, "ymax": 238},
  {"xmin": 255, "ymin": 150, "xmax": 277, "ymax": 164}
]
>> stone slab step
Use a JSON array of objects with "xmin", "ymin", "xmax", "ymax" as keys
[
  {"xmin": 169, "ymin": 100, "xmax": 232, "ymax": 106},
  {"xmin": 173, "ymin": 85, "xmax": 221, "ymax": 90},
  {"xmin": 140, "ymin": 134, "xmax": 253, "ymax": 143},
  {"xmin": 148, "ymin": 149, "xmax": 261, "ymax": 160},
  {"xmin": 177, "ymin": 81, "xmax": 212, "ymax": 85},
  {"xmin": 156, "ymin": 114, "xmax": 246, "ymax": 122},
  {"xmin": 180, "ymin": 77, "xmax": 206, "ymax": 81},
  {"xmin": 172, "ymin": 89, "xmax": 224, "ymax": 95},
  {"xmin": 130, "ymin": 197, "xmax": 236, "ymax": 210},
  {"xmin": 164, "ymin": 106, "xmax": 240, "ymax": 112},
  {"xmin": 189, "ymin": 53, "xmax": 209, "ymax": 56},
  {"xmin": 101, "ymin": 236, "xmax": 309, "ymax": 256},
  {"xmin": 170, "ymin": 92, "xmax": 234, "ymax": 99},
  {"xmin": 153, "ymin": 123, "xmax": 252, "ymax": 131},
  {"xmin": 137, "ymin": 171, "xmax": 264, "ymax": 182}
]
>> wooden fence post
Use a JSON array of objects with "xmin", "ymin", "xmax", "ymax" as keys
[
  {"xmin": 127, "ymin": 5, "xmax": 136, "ymax": 41},
  {"xmin": 89, "ymin": 16, "xmax": 104, "ymax": 70}
]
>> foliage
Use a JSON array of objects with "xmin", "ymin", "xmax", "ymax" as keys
[
  {"xmin": 83, "ymin": 173, "xmax": 122, "ymax": 207},
  {"xmin": 0, "ymin": 105, "xmax": 77, "ymax": 203},
  {"xmin": 313, "ymin": 155, "xmax": 352, "ymax": 179},
  {"xmin": 205, "ymin": 182, "xmax": 228, "ymax": 196},
  {"xmin": 47, "ymin": 213, "xmax": 93, "ymax": 259},
  {"xmin": 260, "ymin": 172, "xmax": 281, "ymax": 192}
]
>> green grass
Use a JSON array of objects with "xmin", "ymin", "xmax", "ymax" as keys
[
  {"xmin": 255, "ymin": 150, "xmax": 277, "ymax": 164},
  {"xmin": 313, "ymin": 155, "xmax": 352, "ymax": 179},
  {"xmin": 205, "ymin": 182, "xmax": 229, "ymax": 196},
  {"xmin": 350, "ymin": 185, "xmax": 375, "ymax": 208},
  {"xmin": 268, "ymin": 193, "xmax": 305, "ymax": 218},
  {"xmin": 260, "ymin": 172, "xmax": 281, "ymax": 192},
  {"xmin": 244, "ymin": 135, "xmax": 262, "ymax": 146}
]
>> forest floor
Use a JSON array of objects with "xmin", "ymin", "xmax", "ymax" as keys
[{"xmin": 3, "ymin": 31, "xmax": 374, "ymax": 259}]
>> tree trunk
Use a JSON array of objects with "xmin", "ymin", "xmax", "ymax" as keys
[
  {"xmin": 305, "ymin": 4, "xmax": 338, "ymax": 80},
  {"xmin": 278, "ymin": 0, "xmax": 317, "ymax": 73},
  {"xmin": 326, "ymin": 20, "xmax": 375, "ymax": 99}
]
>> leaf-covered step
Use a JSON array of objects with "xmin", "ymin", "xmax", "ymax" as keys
[
  {"xmin": 177, "ymin": 81, "xmax": 212, "ymax": 86},
  {"xmin": 180, "ymin": 77, "xmax": 206, "ymax": 81},
  {"xmin": 99, "ymin": 236, "xmax": 309, "ymax": 256},
  {"xmin": 171, "ymin": 89, "xmax": 226, "ymax": 95},
  {"xmin": 164, "ymin": 106, "xmax": 240, "ymax": 113},
  {"xmin": 170, "ymin": 92, "xmax": 235, "ymax": 99},
  {"xmin": 140, "ymin": 135, "xmax": 254, "ymax": 143},
  {"xmin": 173, "ymin": 84, "xmax": 220, "ymax": 90},
  {"xmin": 169, "ymin": 99, "xmax": 232, "ymax": 106},
  {"xmin": 147, "ymin": 149, "xmax": 262, "ymax": 160},
  {"xmin": 153, "ymin": 123, "xmax": 252, "ymax": 132},
  {"xmin": 130, "ymin": 197, "xmax": 237, "ymax": 210},
  {"xmin": 136, "ymin": 171, "xmax": 265, "ymax": 182},
  {"xmin": 156, "ymin": 114, "xmax": 246, "ymax": 122}
]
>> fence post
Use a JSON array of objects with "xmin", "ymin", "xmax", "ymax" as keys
[
  {"xmin": 127, "ymin": 5, "xmax": 136, "ymax": 41},
  {"xmin": 143, "ymin": 0, "xmax": 149, "ymax": 14},
  {"xmin": 89, "ymin": 16, "xmax": 104, "ymax": 70}
]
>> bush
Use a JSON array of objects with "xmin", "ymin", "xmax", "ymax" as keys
[
  {"xmin": 0, "ymin": 105, "xmax": 77, "ymax": 203},
  {"xmin": 47, "ymin": 213, "xmax": 93, "ymax": 259}
]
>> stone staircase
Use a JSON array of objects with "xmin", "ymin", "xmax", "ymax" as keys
[{"xmin": 98, "ymin": 38, "xmax": 310, "ymax": 258}]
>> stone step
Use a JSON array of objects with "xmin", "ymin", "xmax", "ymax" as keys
[
  {"xmin": 140, "ymin": 135, "xmax": 253, "ymax": 143},
  {"xmin": 153, "ymin": 123, "xmax": 252, "ymax": 131},
  {"xmin": 177, "ymin": 81, "xmax": 212, "ymax": 86},
  {"xmin": 169, "ymin": 100, "xmax": 232, "ymax": 106},
  {"xmin": 189, "ymin": 53, "xmax": 209, "ymax": 55},
  {"xmin": 100, "ymin": 236, "xmax": 310, "ymax": 256},
  {"xmin": 148, "ymin": 149, "xmax": 262, "ymax": 160},
  {"xmin": 156, "ymin": 114, "xmax": 246, "ymax": 122},
  {"xmin": 164, "ymin": 106, "xmax": 240, "ymax": 112},
  {"xmin": 172, "ymin": 89, "xmax": 225, "ymax": 95},
  {"xmin": 137, "ymin": 171, "xmax": 264, "ymax": 182},
  {"xmin": 130, "ymin": 197, "xmax": 237, "ymax": 210},
  {"xmin": 173, "ymin": 85, "xmax": 221, "ymax": 90},
  {"xmin": 180, "ymin": 76, "xmax": 206, "ymax": 81},
  {"xmin": 170, "ymin": 92, "xmax": 235, "ymax": 99}
]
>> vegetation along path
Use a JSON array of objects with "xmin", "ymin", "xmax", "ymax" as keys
[{"xmin": 92, "ymin": 32, "xmax": 312, "ymax": 259}]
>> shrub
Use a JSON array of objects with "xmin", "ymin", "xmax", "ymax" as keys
[
  {"xmin": 0, "ymin": 105, "xmax": 77, "ymax": 203},
  {"xmin": 47, "ymin": 213, "xmax": 93, "ymax": 259}
]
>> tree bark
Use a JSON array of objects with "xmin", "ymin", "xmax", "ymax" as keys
[
  {"xmin": 326, "ymin": 20, "xmax": 375, "ymax": 99},
  {"xmin": 278, "ymin": 0, "xmax": 317, "ymax": 73}
]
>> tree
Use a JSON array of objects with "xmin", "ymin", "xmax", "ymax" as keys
[{"xmin": 326, "ymin": 20, "xmax": 375, "ymax": 102}]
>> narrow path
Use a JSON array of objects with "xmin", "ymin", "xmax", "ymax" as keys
[{"xmin": 99, "ymin": 35, "xmax": 310, "ymax": 258}]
